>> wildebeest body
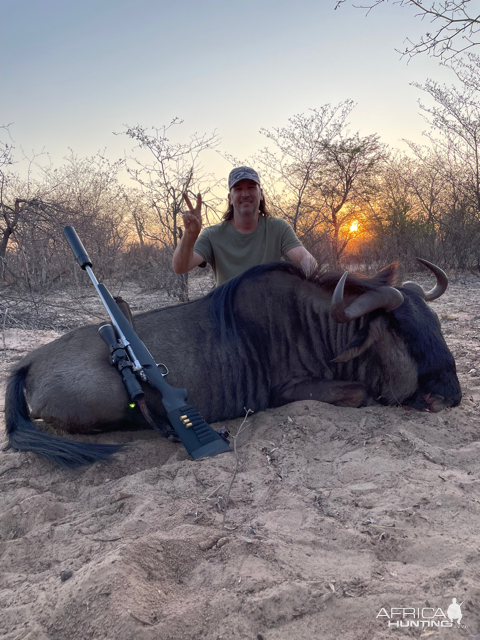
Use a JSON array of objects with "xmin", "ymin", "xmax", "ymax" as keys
[{"xmin": 5, "ymin": 262, "xmax": 462, "ymax": 465}]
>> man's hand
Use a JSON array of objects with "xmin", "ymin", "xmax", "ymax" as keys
[
  {"xmin": 172, "ymin": 192, "xmax": 205, "ymax": 274},
  {"xmin": 182, "ymin": 193, "xmax": 202, "ymax": 237},
  {"xmin": 286, "ymin": 246, "xmax": 317, "ymax": 277}
]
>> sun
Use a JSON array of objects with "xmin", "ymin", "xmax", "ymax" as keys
[{"xmin": 349, "ymin": 221, "xmax": 358, "ymax": 233}]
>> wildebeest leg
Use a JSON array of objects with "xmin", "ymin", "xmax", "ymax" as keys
[{"xmin": 272, "ymin": 379, "xmax": 371, "ymax": 408}]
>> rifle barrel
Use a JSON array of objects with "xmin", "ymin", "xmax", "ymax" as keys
[{"xmin": 63, "ymin": 226, "xmax": 92, "ymax": 269}]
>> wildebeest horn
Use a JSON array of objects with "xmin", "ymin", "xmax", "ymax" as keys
[
  {"xmin": 401, "ymin": 258, "xmax": 448, "ymax": 301},
  {"xmin": 331, "ymin": 272, "xmax": 404, "ymax": 323}
]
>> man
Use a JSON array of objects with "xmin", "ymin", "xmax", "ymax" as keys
[{"xmin": 172, "ymin": 166, "xmax": 317, "ymax": 287}]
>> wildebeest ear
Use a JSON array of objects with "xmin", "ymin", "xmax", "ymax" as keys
[{"xmin": 332, "ymin": 318, "xmax": 385, "ymax": 363}]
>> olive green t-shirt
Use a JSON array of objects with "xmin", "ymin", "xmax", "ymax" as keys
[{"xmin": 193, "ymin": 217, "xmax": 303, "ymax": 286}]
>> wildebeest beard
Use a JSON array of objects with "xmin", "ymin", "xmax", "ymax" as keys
[{"xmin": 386, "ymin": 289, "xmax": 461, "ymax": 412}]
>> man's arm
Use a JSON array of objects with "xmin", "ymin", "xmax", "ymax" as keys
[
  {"xmin": 172, "ymin": 193, "xmax": 206, "ymax": 274},
  {"xmin": 286, "ymin": 245, "xmax": 317, "ymax": 276}
]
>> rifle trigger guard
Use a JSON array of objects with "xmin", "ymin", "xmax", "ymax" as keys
[{"xmin": 157, "ymin": 363, "xmax": 169, "ymax": 377}]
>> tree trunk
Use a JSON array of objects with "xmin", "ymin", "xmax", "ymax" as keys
[
  {"xmin": 0, "ymin": 226, "xmax": 12, "ymax": 263},
  {"xmin": 0, "ymin": 199, "xmax": 21, "ymax": 280}
]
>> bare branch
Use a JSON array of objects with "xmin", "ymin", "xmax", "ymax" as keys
[{"xmin": 335, "ymin": 0, "xmax": 480, "ymax": 59}]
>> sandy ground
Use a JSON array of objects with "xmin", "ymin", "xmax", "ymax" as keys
[{"xmin": 1, "ymin": 272, "xmax": 480, "ymax": 640}]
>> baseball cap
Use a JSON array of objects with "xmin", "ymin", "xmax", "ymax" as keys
[{"xmin": 228, "ymin": 166, "xmax": 261, "ymax": 190}]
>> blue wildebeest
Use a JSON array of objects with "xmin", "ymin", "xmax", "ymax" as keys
[{"xmin": 4, "ymin": 261, "xmax": 461, "ymax": 466}]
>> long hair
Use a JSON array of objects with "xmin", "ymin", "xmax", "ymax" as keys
[{"xmin": 222, "ymin": 197, "xmax": 271, "ymax": 221}]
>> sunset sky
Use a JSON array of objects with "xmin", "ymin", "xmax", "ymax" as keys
[{"xmin": 2, "ymin": 0, "xmax": 460, "ymax": 185}]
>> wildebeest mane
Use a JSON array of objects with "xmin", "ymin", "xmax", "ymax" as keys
[
  {"xmin": 207, "ymin": 261, "xmax": 399, "ymax": 341},
  {"xmin": 207, "ymin": 262, "xmax": 304, "ymax": 341},
  {"xmin": 310, "ymin": 262, "xmax": 398, "ymax": 293}
]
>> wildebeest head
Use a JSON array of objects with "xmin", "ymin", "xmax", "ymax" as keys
[
  {"xmin": 329, "ymin": 259, "xmax": 461, "ymax": 412},
  {"xmin": 390, "ymin": 288, "xmax": 461, "ymax": 412}
]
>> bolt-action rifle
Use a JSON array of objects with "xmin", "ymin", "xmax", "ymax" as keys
[{"xmin": 63, "ymin": 226, "xmax": 231, "ymax": 460}]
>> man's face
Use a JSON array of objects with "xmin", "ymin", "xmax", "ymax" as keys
[{"xmin": 228, "ymin": 179, "xmax": 263, "ymax": 217}]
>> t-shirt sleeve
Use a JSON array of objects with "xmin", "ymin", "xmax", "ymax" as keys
[
  {"xmin": 279, "ymin": 219, "xmax": 303, "ymax": 255},
  {"xmin": 193, "ymin": 229, "xmax": 214, "ymax": 265}
]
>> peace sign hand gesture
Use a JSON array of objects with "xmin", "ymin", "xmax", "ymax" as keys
[{"xmin": 182, "ymin": 192, "xmax": 203, "ymax": 238}]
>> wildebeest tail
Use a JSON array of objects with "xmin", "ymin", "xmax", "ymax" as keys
[{"xmin": 5, "ymin": 366, "xmax": 123, "ymax": 467}]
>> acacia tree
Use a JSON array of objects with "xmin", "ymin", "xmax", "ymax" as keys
[
  {"xmin": 364, "ymin": 56, "xmax": 480, "ymax": 274},
  {"xmin": 0, "ymin": 138, "xmax": 65, "ymax": 286},
  {"xmin": 310, "ymin": 133, "xmax": 385, "ymax": 265},
  {"xmin": 258, "ymin": 102, "xmax": 355, "ymax": 239},
  {"xmin": 257, "ymin": 103, "xmax": 385, "ymax": 266},
  {"xmin": 0, "ymin": 150, "xmax": 130, "ymax": 289},
  {"xmin": 404, "ymin": 53, "xmax": 480, "ymax": 270},
  {"xmin": 335, "ymin": 0, "xmax": 480, "ymax": 59},
  {"xmin": 35, "ymin": 153, "xmax": 129, "ymax": 285},
  {"xmin": 120, "ymin": 119, "xmax": 220, "ymax": 300},
  {"xmin": 368, "ymin": 154, "xmax": 441, "ymax": 267},
  {"xmin": 412, "ymin": 53, "xmax": 480, "ymax": 211}
]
